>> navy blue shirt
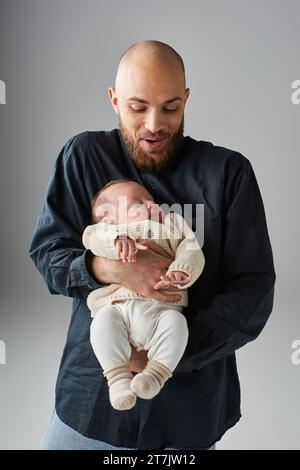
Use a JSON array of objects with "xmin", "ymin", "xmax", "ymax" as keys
[{"xmin": 28, "ymin": 129, "xmax": 276, "ymax": 449}]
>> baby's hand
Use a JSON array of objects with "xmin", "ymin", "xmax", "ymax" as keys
[
  {"xmin": 115, "ymin": 237, "xmax": 148, "ymax": 263},
  {"xmin": 153, "ymin": 270, "xmax": 192, "ymax": 290}
]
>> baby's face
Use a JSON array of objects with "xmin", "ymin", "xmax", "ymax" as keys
[{"xmin": 95, "ymin": 182, "xmax": 164, "ymax": 225}]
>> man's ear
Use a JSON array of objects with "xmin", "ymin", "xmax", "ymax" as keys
[
  {"xmin": 184, "ymin": 87, "xmax": 190, "ymax": 104},
  {"xmin": 108, "ymin": 86, "xmax": 119, "ymax": 115}
]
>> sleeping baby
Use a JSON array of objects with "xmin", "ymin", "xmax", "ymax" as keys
[{"xmin": 82, "ymin": 179, "xmax": 205, "ymax": 411}]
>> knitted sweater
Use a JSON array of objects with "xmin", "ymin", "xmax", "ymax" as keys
[{"xmin": 82, "ymin": 211, "xmax": 205, "ymax": 317}]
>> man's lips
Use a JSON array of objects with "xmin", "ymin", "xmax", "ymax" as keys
[
  {"xmin": 140, "ymin": 137, "xmax": 167, "ymax": 149},
  {"xmin": 142, "ymin": 136, "xmax": 165, "ymax": 141}
]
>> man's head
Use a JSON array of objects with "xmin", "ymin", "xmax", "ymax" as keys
[
  {"xmin": 92, "ymin": 179, "xmax": 163, "ymax": 225},
  {"xmin": 108, "ymin": 40, "xmax": 190, "ymax": 171}
]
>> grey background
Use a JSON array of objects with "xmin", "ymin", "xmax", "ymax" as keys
[{"xmin": 0, "ymin": 0, "xmax": 299, "ymax": 450}]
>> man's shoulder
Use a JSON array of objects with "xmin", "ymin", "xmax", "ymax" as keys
[
  {"xmin": 186, "ymin": 135, "xmax": 250, "ymax": 171},
  {"xmin": 59, "ymin": 129, "xmax": 120, "ymax": 167},
  {"xmin": 187, "ymin": 137, "xmax": 251, "ymax": 181},
  {"xmin": 65, "ymin": 129, "xmax": 118, "ymax": 149}
]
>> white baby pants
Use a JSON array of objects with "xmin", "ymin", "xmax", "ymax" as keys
[{"xmin": 90, "ymin": 298, "xmax": 189, "ymax": 373}]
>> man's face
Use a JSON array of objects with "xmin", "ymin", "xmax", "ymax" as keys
[{"xmin": 108, "ymin": 58, "xmax": 189, "ymax": 171}]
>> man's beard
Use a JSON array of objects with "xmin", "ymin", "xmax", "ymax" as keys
[{"xmin": 118, "ymin": 116, "xmax": 184, "ymax": 172}]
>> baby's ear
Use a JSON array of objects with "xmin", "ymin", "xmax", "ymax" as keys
[
  {"xmin": 94, "ymin": 204, "xmax": 108, "ymax": 221},
  {"xmin": 94, "ymin": 201, "xmax": 116, "ymax": 223}
]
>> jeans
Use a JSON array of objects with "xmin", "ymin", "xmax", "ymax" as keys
[{"xmin": 44, "ymin": 409, "xmax": 216, "ymax": 450}]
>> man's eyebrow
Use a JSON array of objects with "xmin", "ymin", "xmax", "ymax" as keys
[{"xmin": 127, "ymin": 96, "xmax": 182, "ymax": 104}]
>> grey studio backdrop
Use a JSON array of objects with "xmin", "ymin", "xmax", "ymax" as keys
[{"xmin": 0, "ymin": 0, "xmax": 299, "ymax": 450}]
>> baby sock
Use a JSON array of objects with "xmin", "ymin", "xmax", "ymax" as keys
[
  {"xmin": 130, "ymin": 359, "xmax": 173, "ymax": 399},
  {"xmin": 103, "ymin": 362, "xmax": 137, "ymax": 411}
]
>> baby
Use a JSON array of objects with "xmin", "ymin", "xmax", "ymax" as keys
[{"xmin": 82, "ymin": 179, "xmax": 205, "ymax": 411}]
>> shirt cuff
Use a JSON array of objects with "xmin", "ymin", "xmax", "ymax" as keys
[{"xmin": 71, "ymin": 249, "xmax": 105, "ymax": 290}]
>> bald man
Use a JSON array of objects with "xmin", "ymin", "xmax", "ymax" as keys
[{"xmin": 29, "ymin": 40, "xmax": 276, "ymax": 450}]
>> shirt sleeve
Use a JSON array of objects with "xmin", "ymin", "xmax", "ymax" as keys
[
  {"xmin": 175, "ymin": 156, "xmax": 276, "ymax": 374},
  {"xmin": 28, "ymin": 134, "xmax": 105, "ymax": 300}
]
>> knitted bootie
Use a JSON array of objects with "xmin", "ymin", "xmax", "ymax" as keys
[
  {"xmin": 103, "ymin": 362, "xmax": 136, "ymax": 411},
  {"xmin": 130, "ymin": 360, "xmax": 173, "ymax": 399}
]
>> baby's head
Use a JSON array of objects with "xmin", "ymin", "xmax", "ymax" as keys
[{"xmin": 91, "ymin": 179, "xmax": 163, "ymax": 225}]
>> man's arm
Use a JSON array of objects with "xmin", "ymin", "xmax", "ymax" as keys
[
  {"xmin": 28, "ymin": 135, "xmax": 107, "ymax": 299},
  {"xmin": 175, "ymin": 156, "xmax": 276, "ymax": 374}
]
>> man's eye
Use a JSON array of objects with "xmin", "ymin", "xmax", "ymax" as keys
[
  {"xmin": 130, "ymin": 107, "xmax": 178, "ymax": 113},
  {"xmin": 130, "ymin": 108, "xmax": 146, "ymax": 113}
]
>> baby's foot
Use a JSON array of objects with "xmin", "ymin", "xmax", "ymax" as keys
[
  {"xmin": 103, "ymin": 363, "xmax": 137, "ymax": 411},
  {"xmin": 109, "ymin": 378, "xmax": 137, "ymax": 410},
  {"xmin": 130, "ymin": 360, "xmax": 173, "ymax": 399}
]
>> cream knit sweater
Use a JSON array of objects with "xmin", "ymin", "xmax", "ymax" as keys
[{"xmin": 82, "ymin": 211, "xmax": 205, "ymax": 317}]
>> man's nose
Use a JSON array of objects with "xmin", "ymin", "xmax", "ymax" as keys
[{"xmin": 144, "ymin": 110, "xmax": 165, "ymax": 134}]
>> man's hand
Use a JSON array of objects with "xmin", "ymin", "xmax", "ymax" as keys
[
  {"xmin": 89, "ymin": 241, "xmax": 183, "ymax": 303},
  {"xmin": 129, "ymin": 345, "xmax": 148, "ymax": 373}
]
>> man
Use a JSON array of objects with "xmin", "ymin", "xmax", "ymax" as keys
[{"xmin": 28, "ymin": 40, "xmax": 276, "ymax": 450}]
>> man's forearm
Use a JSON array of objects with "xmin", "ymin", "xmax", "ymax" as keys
[{"xmin": 88, "ymin": 254, "xmax": 119, "ymax": 285}]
